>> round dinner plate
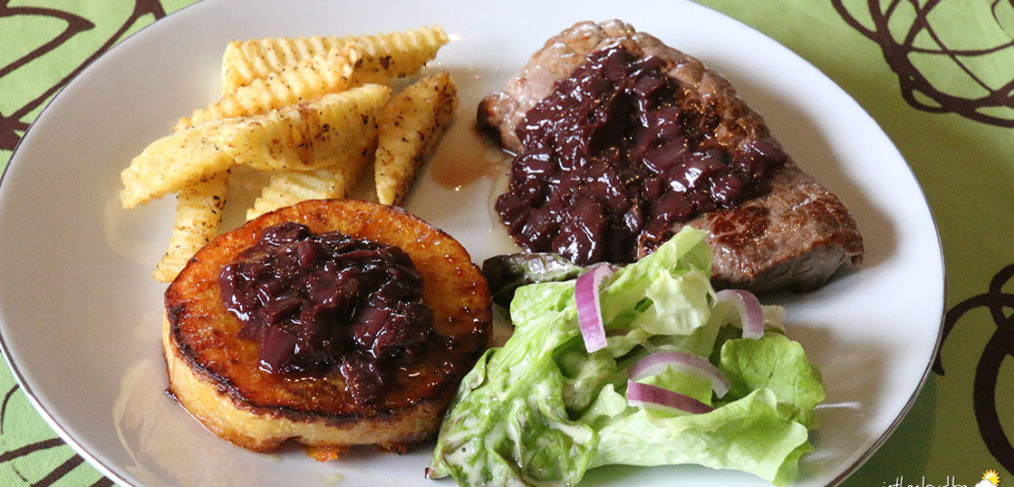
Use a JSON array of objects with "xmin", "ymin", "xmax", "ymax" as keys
[{"xmin": 0, "ymin": 0, "xmax": 944, "ymax": 485}]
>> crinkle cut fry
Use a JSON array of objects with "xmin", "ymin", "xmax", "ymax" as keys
[
  {"xmin": 175, "ymin": 46, "xmax": 360, "ymax": 131},
  {"xmin": 220, "ymin": 25, "xmax": 449, "ymax": 95},
  {"xmin": 375, "ymin": 72, "xmax": 458, "ymax": 206},
  {"xmin": 120, "ymin": 85, "xmax": 389, "ymax": 208},
  {"xmin": 244, "ymin": 151, "xmax": 372, "ymax": 221},
  {"xmin": 157, "ymin": 47, "xmax": 362, "ymax": 282},
  {"xmin": 119, "ymin": 120, "xmax": 236, "ymax": 209},
  {"xmin": 226, "ymin": 84, "xmax": 389, "ymax": 171},
  {"xmin": 153, "ymin": 169, "xmax": 230, "ymax": 282},
  {"xmin": 240, "ymin": 83, "xmax": 388, "ymax": 219}
]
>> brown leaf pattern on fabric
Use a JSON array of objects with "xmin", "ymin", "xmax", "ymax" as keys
[
  {"xmin": 832, "ymin": 0, "xmax": 1014, "ymax": 127},
  {"xmin": 934, "ymin": 264, "xmax": 1014, "ymax": 472},
  {"xmin": 0, "ymin": 0, "xmax": 169, "ymax": 151}
]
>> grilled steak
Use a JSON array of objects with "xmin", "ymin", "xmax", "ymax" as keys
[{"xmin": 480, "ymin": 19, "xmax": 863, "ymax": 293}]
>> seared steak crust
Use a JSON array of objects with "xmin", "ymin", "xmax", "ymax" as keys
[
  {"xmin": 687, "ymin": 167, "xmax": 864, "ymax": 293},
  {"xmin": 480, "ymin": 19, "xmax": 862, "ymax": 293}
]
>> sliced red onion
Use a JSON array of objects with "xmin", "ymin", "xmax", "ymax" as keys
[
  {"xmin": 628, "ymin": 351, "xmax": 730, "ymax": 398},
  {"xmin": 575, "ymin": 263, "xmax": 614, "ymax": 352},
  {"xmin": 716, "ymin": 289, "xmax": 764, "ymax": 339},
  {"xmin": 626, "ymin": 380, "xmax": 714, "ymax": 415}
]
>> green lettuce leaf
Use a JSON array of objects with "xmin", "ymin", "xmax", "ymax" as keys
[
  {"xmin": 429, "ymin": 227, "xmax": 824, "ymax": 486},
  {"xmin": 718, "ymin": 333, "xmax": 826, "ymax": 429}
]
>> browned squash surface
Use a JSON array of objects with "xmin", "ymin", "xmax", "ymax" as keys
[{"xmin": 163, "ymin": 199, "xmax": 491, "ymax": 452}]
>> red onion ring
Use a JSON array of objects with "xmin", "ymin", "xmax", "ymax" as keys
[
  {"xmin": 628, "ymin": 351, "xmax": 730, "ymax": 398},
  {"xmin": 626, "ymin": 380, "xmax": 714, "ymax": 415},
  {"xmin": 715, "ymin": 289, "xmax": 764, "ymax": 339},
  {"xmin": 575, "ymin": 263, "xmax": 614, "ymax": 352}
]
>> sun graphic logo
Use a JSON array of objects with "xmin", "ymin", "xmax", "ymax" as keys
[{"xmin": 976, "ymin": 469, "xmax": 1001, "ymax": 487}]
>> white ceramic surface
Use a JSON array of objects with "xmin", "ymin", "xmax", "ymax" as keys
[{"xmin": 0, "ymin": 0, "xmax": 944, "ymax": 486}]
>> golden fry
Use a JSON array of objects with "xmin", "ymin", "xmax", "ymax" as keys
[
  {"xmin": 374, "ymin": 72, "xmax": 457, "ymax": 206},
  {"xmin": 225, "ymin": 83, "xmax": 389, "ymax": 171},
  {"xmin": 245, "ymin": 158, "xmax": 369, "ymax": 220},
  {"xmin": 176, "ymin": 46, "xmax": 360, "ymax": 131},
  {"xmin": 346, "ymin": 26, "xmax": 450, "ymax": 85},
  {"xmin": 119, "ymin": 121, "xmax": 236, "ymax": 209},
  {"xmin": 152, "ymin": 170, "xmax": 230, "ymax": 282},
  {"xmin": 121, "ymin": 25, "xmax": 455, "ymax": 283},
  {"xmin": 220, "ymin": 35, "xmax": 334, "ymax": 96},
  {"xmin": 163, "ymin": 47, "xmax": 363, "ymax": 268},
  {"xmin": 220, "ymin": 26, "xmax": 448, "ymax": 94},
  {"xmin": 120, "ymin": 84, "xmax": 388, "ymax": 208}
]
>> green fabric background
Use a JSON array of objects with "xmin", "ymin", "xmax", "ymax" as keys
[{"xmin": 0, "ymin": 0, "xmax": 1011, "ymax": 486}]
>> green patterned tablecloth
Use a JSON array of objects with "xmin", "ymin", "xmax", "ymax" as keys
[{"xmin": 0, "ymin": 1, "xmax": 1011, "ymax": 486}]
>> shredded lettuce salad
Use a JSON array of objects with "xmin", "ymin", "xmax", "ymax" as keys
[{"xmin": 428, "ymin": 227, "xmax": 824, "ymax": 486}]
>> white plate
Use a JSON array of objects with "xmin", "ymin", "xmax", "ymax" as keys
[{"xmin": 0, "ymin": 0, "xmax": 944, "ymax": 485}]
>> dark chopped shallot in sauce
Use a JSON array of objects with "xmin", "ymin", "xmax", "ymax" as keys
[{"xmin": 495, "ymin": 45, "xmax": 787, "ymax": 265}]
